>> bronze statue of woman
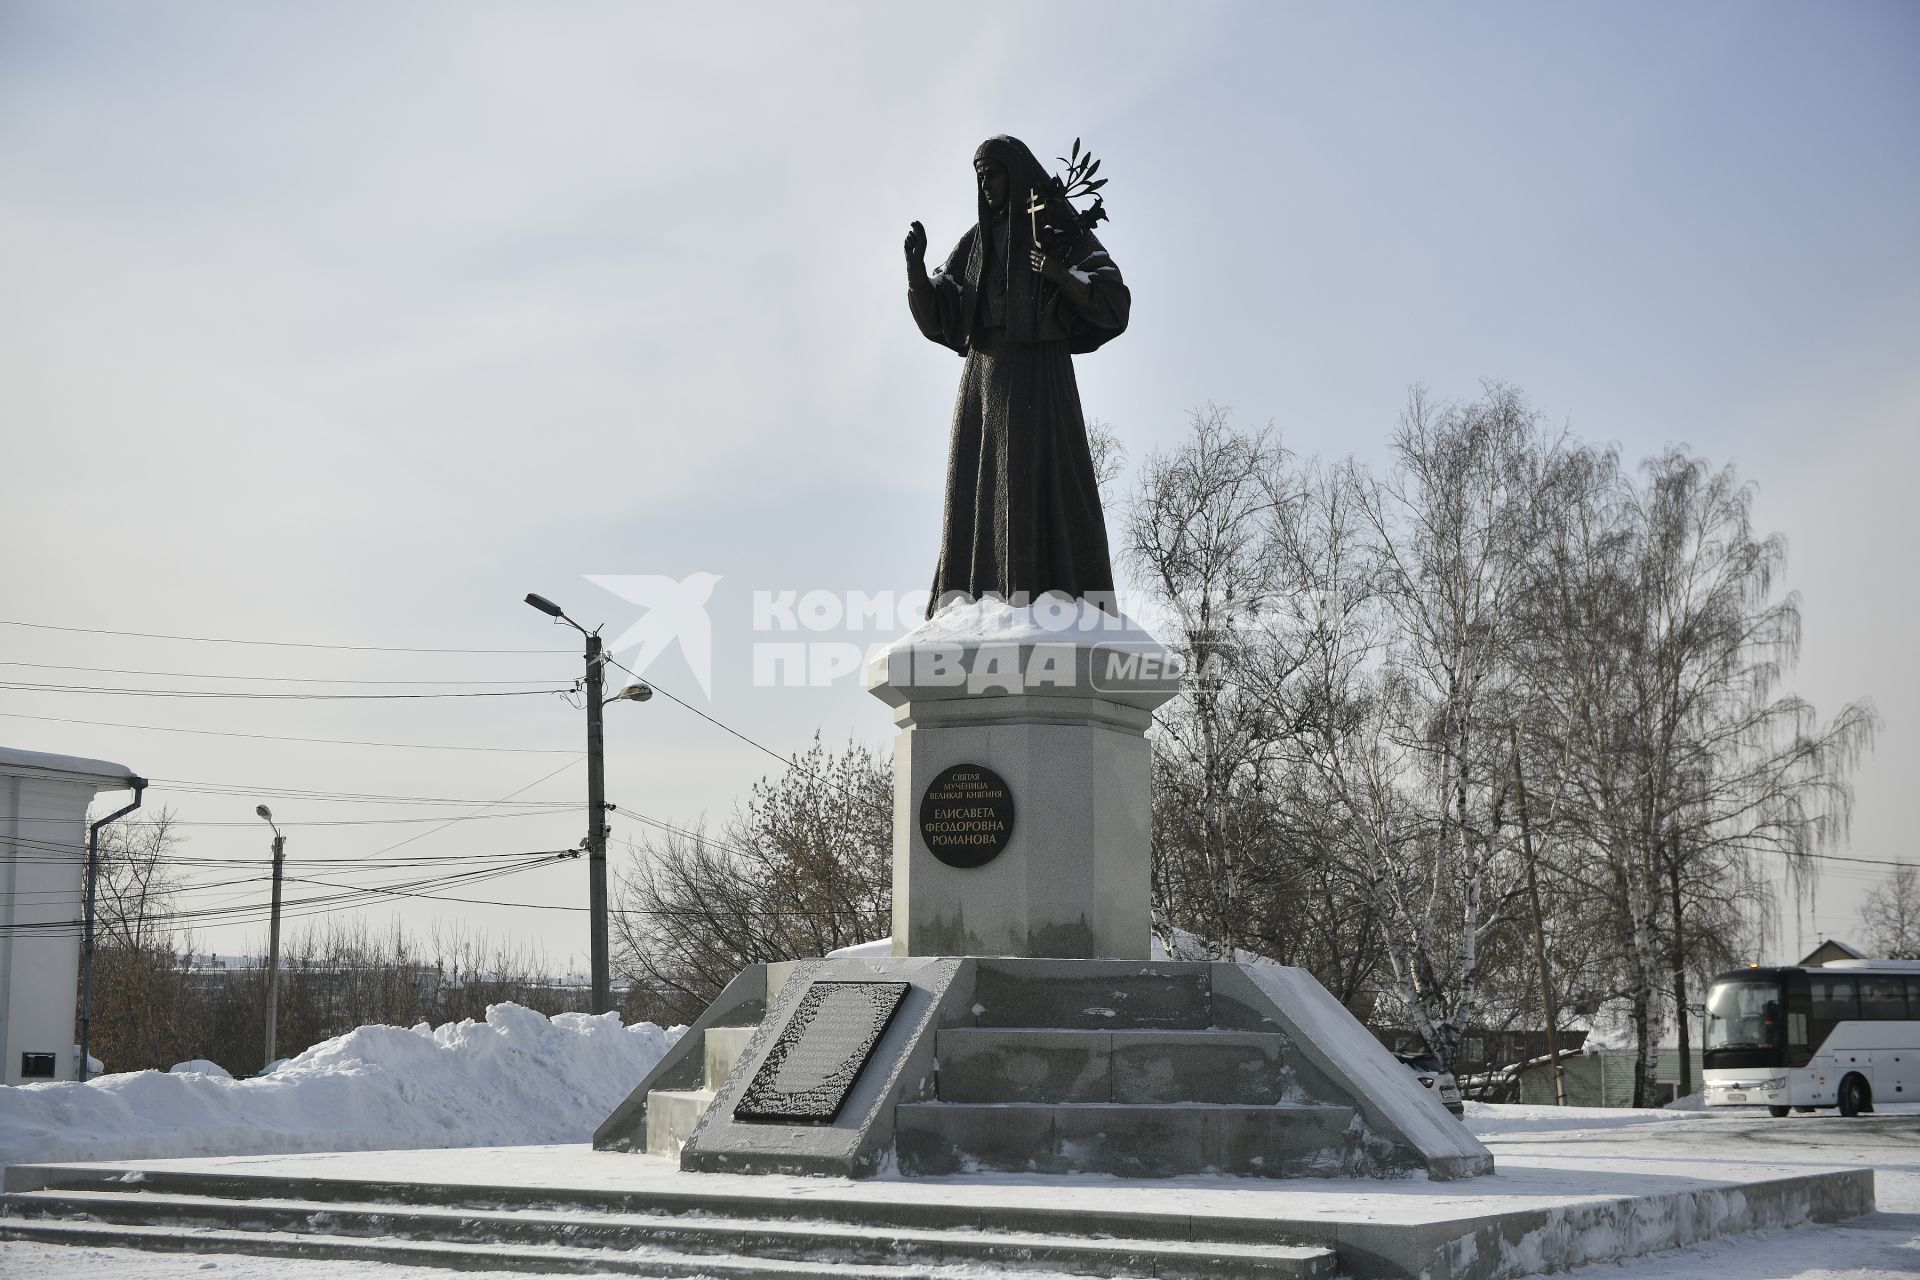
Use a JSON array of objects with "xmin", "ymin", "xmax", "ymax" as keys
[{"xmin": 904, "ymin": 135, "xmax": 1129, "ymax": 616}]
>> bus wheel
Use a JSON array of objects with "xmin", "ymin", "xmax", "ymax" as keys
[
  {"xmin": 1838, "ymin": 1074, "xmax": 1870, "ymax": 1118},
  {"xmin": 1768, "ymin": 1105, "xmax": 1791, "ymax": 1118}
]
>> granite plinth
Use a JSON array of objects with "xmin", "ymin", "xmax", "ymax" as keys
[{"xmin": 867, "ymin": 612, "xmax": 1180, "ymax": 961}]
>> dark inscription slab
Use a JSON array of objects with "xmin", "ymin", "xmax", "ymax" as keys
[
  {"xmin": 918, "ymin": 763, "xmax": 1015, "ymax": 869},
  {"xmin": 732, "ymin": 981, "xmax": 910, "ymax": 1123}
]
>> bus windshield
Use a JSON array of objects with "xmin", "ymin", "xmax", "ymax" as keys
[{"xmin": 1705, "ymin": 978, "xmax": 1783, "ymax": 1052}]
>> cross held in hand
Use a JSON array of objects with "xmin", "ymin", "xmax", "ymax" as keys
[{"xmin": 1026, "ymin": 187, "xmax": 1048, "ymax": 269}]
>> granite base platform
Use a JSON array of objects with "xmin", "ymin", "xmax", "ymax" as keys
[{"xmin": 1, "ymin": 1142, "xmax": 1875, "ymax": 1279}]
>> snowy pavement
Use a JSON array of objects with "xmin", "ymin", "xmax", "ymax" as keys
[
  {"xmin": 1467, "ymin": 1106, "xmax": 1920, "ymax": 1278},
  {"xmin": 3, "ymin": 1104, "xmax": 1915, "ymax": 1278}
]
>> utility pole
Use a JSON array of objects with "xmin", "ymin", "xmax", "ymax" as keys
[
  {"xmin": 526, "ymin": 592, "xmax": 650, "ymax": 1019},
  {"xmin": 584, "ymin": 628, "xmax": 610, "ymax": 1015},
  {"xmin": 256, "ymin": 806, "xmax": 286, "ymax": 1071},
  {"xmin": 1509, "ymin": 725, "xmax": 1566, "ymax": 1106}
]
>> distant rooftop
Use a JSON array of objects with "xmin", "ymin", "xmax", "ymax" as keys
[
  {"xmin": 0, "ymin": 745, "xmax": 141, "ymax": 790},
  {"xmin": 1798, "ymin": 938, "xmax": 1867, "ymax": 967}
]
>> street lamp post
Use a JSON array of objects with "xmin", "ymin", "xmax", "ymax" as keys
[
  {"xmin": 254, "ymin": 804, "xmax": 286, "ymax": 1071},
  {"xmin": 525, "ymin": 592, "xmax": 650, "ymax": 1015}
]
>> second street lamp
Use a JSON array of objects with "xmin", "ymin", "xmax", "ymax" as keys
[{"xmin": 525, "ymin": 592, "xmax": 651, "ymax": 1015}]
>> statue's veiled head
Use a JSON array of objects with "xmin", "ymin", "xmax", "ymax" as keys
[
  {"xmin": 973, "ymin": 136, "xmax": 1050, "ymax": 224},
  {"xmin": 973, "ymin": 157, "xmax": 1010, "ymax": 215}
]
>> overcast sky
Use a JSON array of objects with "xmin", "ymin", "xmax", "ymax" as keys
[{"xmin": 2, "ymin": 1, "xmax": 1915, "ymax": 972}]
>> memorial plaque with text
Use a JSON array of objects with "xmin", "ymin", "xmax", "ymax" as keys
[
  {"xmin": 918, "ymin": 763, "xmax": 1015, "ymax": 868},
  {"xmin": 732, "ymin": 981, "xmax": 910, "ymax": 1123}
]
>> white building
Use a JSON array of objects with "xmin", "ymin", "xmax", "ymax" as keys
[{"xmin": 1, "ymin": 746, "xmax": 143, "ymax": 1084}]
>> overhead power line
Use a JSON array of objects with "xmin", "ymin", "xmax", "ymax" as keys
[
  {"xmin": 8, "ymin": 808, "xmax": 568, "ymax": 829},
  {"xmin": 0, "ymin": 873, "xmax": 270, "ymax": 902},
  {"xmin": 0, "ymin": 618, "xmax": 572, "ymax": 654},
  {"xmin": 148, "ymin": 777, "xmax": 576, "ymax": 808},
  {"xmin": 0, "ymin": 711, "xmax": 578, "ymax": 754},
  {"xmin": 601, "ymin": 654, "xmax": 891, "ymax": 820},
  {"xmin": 0, "ymin": 854, "xmax": 575, "ymax": 938},
  {"xmin": 0, "ymin": 830, "xmax": 564, "ymax": 864},
  {"xmin": 173, "ymin": 850, "xmax": 566, "ymax": 869},
  {"xmin": 612, "ymin": 805, "xmax": 764, "ymax": 863},
  {"xmin": 1, "ymin": 667, "xmax": 568, "ymax": 687},
  {"xmin": 0, "ymin": 681, "xmax": 574, "ymax": 701},
  {"xmin": 320, "ymin": 755, "xmax": 587, "ymax": 867}
]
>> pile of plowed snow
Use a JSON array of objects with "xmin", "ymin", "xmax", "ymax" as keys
[{"xmin": 0, "ymin": 1003, "xmax": 679, "ymax": 1167}]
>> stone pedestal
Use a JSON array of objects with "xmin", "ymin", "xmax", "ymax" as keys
[
  {"xmin": 595, "ymin": 955, "xmax": 1497, "ymax": 1183},
  {"xmin": 866, "ymin": 603, "xmax": 1181, "ymax": 960}
]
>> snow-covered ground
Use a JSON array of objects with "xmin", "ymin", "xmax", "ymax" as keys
[
  {"xmin": 3, "ymin": 1074, "xmax": 1914, "ymax": 1278},
  {"xmin": 1465, "ymin": 1103, "xmax": 1920, "ymax": 1279},
  {"xmin": 1464, "ymin": 1097, "xmax": 1712, "ymax": 1134},
  {"xmin": 0, "ymin": 1003, "xmax": 679, "ymax": 1168}
]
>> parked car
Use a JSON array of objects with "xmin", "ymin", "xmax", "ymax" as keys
[{"xmin": 1396, "ymin": 1052, "xmax": 1465, "ymax": 1117}]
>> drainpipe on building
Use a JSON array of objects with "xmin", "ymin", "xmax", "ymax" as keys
[{"xmin": 77, "ymin": 777, "xmax": 147, "ymax": 1083}]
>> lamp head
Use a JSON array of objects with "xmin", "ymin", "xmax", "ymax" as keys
[
  {"xmin": 619, "ymin": 683, "xmax": 654, "ymax": 703},
  {"xmin": 524, "ymin": 593, "xmax": 565, "ymax": 618},
  {"xmin": 255, "ymin": 804, "xmax": 273, "ymax": 822}
]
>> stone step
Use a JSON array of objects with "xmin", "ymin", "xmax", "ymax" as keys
[
  {"xmin": 967, "ymin": 959, "xmax": 1215, "ymax": 1029},
  {"xmin": 6, "ymin": 1161, "xmax": 1329, "ymax": 1244},
  {"xmin": 937, "ymin": 1027, "xmax": 1295, "ymax": 1104},
  {"xmin": 0, "ymin": 1191, "xmax": 1338, "ymax": 1279},
  {"xmin": 893, "ymin": 1102, "xmax": 1361, "ymax": 1178},
  {"xmin": 645, "ymin": 1088, "xmax": 714, "ymax": 1158},
  {"xmin": 704, "ymin": 1024, "xmax": 758, "ymax": 1091},
  {"xmin": 0, "ymin": 1216, "xmax": 1033, "ymax": 1279}
]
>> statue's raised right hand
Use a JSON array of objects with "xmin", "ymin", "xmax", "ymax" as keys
[{"xmin": 904, "ymin": 220, "xmax": 928, "ymax": 269}]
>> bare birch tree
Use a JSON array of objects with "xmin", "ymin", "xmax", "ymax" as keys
[
  {"xmin": 1335, "ymin": 385, "xmax": 1565, "ymax": 1067},
  {"xmin": 1521, "ymin": 446, "xmax": 1876, "ymax": 1102},
  {"xmin": 1126, "ymin": 405, "xmax": 1292, "ymax": 959},
  {"xmin": 1860, "ymin": 865, "xmax": 1920, "ymax": 959},
  {"xmin": 94, "ymin": 807, "xmax": 184, "ymax": 949},
  {"xmin": 612, "ymin": 735, "xmax": 891, "ymax": 1021},
  {"xmin": 1112, "ymin": 386, "xmax": 1877, "ymax": 1089}
]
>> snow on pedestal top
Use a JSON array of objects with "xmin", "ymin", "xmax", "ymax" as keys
[
  {"xmin": 885, "ymin": 595, "xmax": 1165, "ymax": 652},
  {"xmin": 867, "ymin": 594, "xmax": 1175, "ymax": 706},
  {"xmin": 867, "ymin": 596, "xmax": 1180, "ymax": 706}
]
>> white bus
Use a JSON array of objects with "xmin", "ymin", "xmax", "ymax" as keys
[{"xmin": 1703, "ymin": 958, "xmax": 1920, "ymax": 1117}]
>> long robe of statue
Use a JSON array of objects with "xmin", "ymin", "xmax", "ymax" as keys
[{"xmin": 906, "ymin": 136, "xmax": 1129, "ymax": 615}]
